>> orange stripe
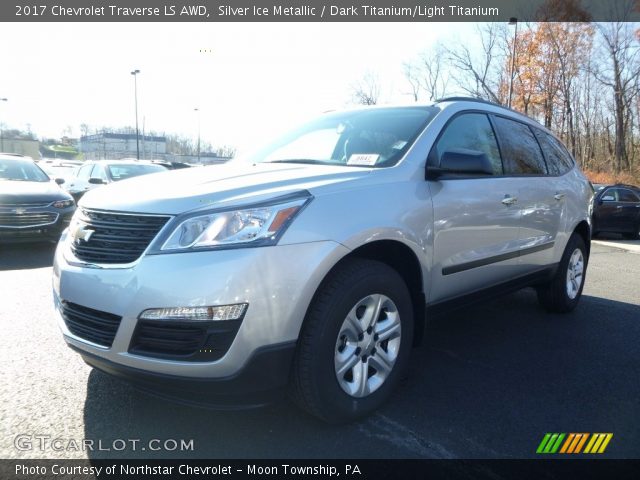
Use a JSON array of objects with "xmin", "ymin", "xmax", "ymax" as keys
[
  {"xmin": 598, "ymin": 434, "xmax": 613, "ymax": 454},
  {"xmin": 567, "ymin": 434, "xmax": 582, "ymax": 453},
  {"xmin": 560, "ymin": 434, "xmax": 575, "ymax": 454},
  {"xmin": 574, "ymin": 433, "xmax": 589, "ymax": 453}
]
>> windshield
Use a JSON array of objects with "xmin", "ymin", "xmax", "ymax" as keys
[
  {"xmin": 107, "ymin": 163, "xmax": 166, "ymax": 181},
  {"xmin": 247, "ymin": 107, "xmax": 438, "ymax": 168},
  {"xmin": 0, "ymin": 158, "xmax": 51, "ymax": 182}
]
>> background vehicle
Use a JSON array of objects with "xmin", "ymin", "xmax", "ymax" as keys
[
  {"xmin": 592, "ymin": 184, "xmax": 640, "ymax": 239},
  {"xmin": 64, "ymin": 160, "xmax": 167, "ymax": 202},
  {"xmin": 0, "ymin": 154, "xmax": 75, "ymax": 243},
  {"xmin": 53, "ymin": 99, "xmax": 592, "ymax": 423}
]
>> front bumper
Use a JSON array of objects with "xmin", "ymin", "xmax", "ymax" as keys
[
  {"xmin": 72, "ymin": 341, "xmax": 297, "ymax": 408},
  {"xmin": 53, "ymin": 233, "xmax": 349, "ymax": 399}
]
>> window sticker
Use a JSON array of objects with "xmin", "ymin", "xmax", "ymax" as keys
[{"xmin": 347, "ymin": 154, "xmax": 379, "ymax": 166}]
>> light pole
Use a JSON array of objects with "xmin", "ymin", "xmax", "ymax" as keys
[
  {"xmin": 507, "ymin": 17, "xmax": 518, "ymax": 109},
  {"xmin": 194, "ymin": 108, "xmax": 201, "ymax": 163},
  {"xmin": 131, "ymin": 69, "xmax": 141, "ymax": 160},
  {"xmin": 0, "ymin": 98, "xmax": 7, "ymax": 152}
]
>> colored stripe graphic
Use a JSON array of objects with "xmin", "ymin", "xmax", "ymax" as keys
[
  {"xmin": 584, "ymin": 433, "xmax": 614, "ymax": 454},
  {"xmin": 539, "ymin": 433, "xmax": 613, "ymax": 454}
]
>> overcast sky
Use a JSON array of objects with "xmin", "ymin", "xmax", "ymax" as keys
[{"xmin": 0, "ymin": 22, "xmax": 474, "ymax": 151}]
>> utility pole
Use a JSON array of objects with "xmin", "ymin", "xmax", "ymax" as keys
[
  {"xmin": 0, "ymin": 98, "xmax": 7, "ymax": 152},
  {"xmin": 194, "ymin": 108, "xmax": 201, "ymax": 163},
  {"xmin": 131, "ymin": 69, "xmax": 141, "ymax": 160},
  {"xmin": 507, "ymin": 18, "xmax": 518, "ymax": 109}
]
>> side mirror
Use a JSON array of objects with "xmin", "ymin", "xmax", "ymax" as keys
[
  {"xmin": 427, "ymin": 149, "xmax": 493, "ymax": 179},
  {"xmin": 54, "ymin": 178, "xmax": 65, "ymax": 185},
  {"xmin": 88, "ymin": 178, "xmax": 105, "ymax": 185}
]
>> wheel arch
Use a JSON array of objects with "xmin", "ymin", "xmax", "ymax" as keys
[
  {"xmin": 304, "ymin": 239, "xmax": 427, "ymax": 347},
  {"xmin": 572, "ymin": 220, "xmax": 591, "ymax": 261}
]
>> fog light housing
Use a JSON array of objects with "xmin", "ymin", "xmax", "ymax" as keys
[{"xmin": 139, "ymin": 303, "xmax": 248, "ymax": 322}]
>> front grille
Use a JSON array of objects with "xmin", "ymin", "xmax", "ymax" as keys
[
  {"xmin": 0, "ymin": 212, "xmax": 58, "ymax": 228},
  {"xmin": 129, "ymin": 319, "xmax": 242, "ymax": 361},
  {"xmin": 61, "ymin": 301, "xmax": 122, "ymax": 348},
  {"xmin": 70, "ymin": 209, "xmax": 170, "ymax": 264},
  {"xmin": 0, "ymin": 202, "xmax": 51, "ymax": 208}
]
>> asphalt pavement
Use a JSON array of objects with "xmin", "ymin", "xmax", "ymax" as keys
[{"xmin": 1, "ymin": 240, "xmax": 638, "ymax": 459}]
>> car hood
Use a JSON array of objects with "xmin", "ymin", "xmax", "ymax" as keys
[
  {"xmin": 0, "ymin": 180, "xmax": 71, "ymax": 204},
  {"xmin": 79, "ymin": 162, "xmax": 374, "ymax": 214}
]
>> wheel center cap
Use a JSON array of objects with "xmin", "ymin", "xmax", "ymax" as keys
[{"xmin": 361, "ymin": 332, "xmax": 375, "ymax": 354}]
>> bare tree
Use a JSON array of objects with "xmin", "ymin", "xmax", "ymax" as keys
[
  {"xmin": 592, "ymin": 18, "xmax": 640, "ymax": 171},
  {"xmin": 351, "ymin": 71, "xmax": 380, "ymax": 105},
  {"xmin": 403, "ymin": 43, "xmax": 449, "ymax": 102},
  {"xmin": 445, "ymin": 23, "xmax": 507, "ymax": 103},
  {"xmin": 402, "ymin": 62, "xmax": 421, "ymax": 102}
]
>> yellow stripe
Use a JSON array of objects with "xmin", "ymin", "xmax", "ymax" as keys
[
  {"xmin": 574, "ymin": 433, "xmax": 589, "ymax": 453},
  {"xmin": 590, "ymin": 434, "xmax": 606, "ymax": 453},
  {"xmin": 567, "ymin": 434, "xmax": 582, "ymax": 453},
  {"xmin": 560, "ymin": 434, "xmax": 575, "ymax": 454},
  {"xmin": 597, "ymin": 434, "xmax": 613, "ymax": 454},
  {"xmin": 583, "ymin": 434, "xmax": 598, "ymax": 454}
]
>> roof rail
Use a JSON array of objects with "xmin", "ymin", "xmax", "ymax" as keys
[{"xmin": 434, "ymin": 96, "xmax": 541, "ymax": 122}]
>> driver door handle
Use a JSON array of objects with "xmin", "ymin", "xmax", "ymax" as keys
[{"xmin": 554, "ymin": 193, "xmax": 566, "ymax": 201}]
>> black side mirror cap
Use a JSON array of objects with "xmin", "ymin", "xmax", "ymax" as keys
[
  {"xmin": 88, "ymin": 178, "xmax": 105, "ymax": 185},
  {"xmin": 427, "ymin": 149, "xmax": 494, "ymax": 179},
  {"xmin": 54, "ymin": 178, "xmax": 65, "ymax": 185}
]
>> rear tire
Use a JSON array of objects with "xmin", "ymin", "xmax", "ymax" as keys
[
  {"xmin": 537, "ymin": 233, "xmax": 587, "ymax": 313},
  {"xmin": 290, "ymin": 258, "xmax": 414, "ymax": 423}
]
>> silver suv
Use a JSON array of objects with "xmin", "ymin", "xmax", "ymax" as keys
[{"xmin": 53, "ymin": 98, "xmax": 592, "ymax": 423}]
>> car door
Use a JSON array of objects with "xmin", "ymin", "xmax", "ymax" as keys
[
  {"xmin": 616, "ymin": 188, "xmax": 640, "ymax": 232},
  {"xmin": 428, "ymin": 112, "xmax": 525, "ymax": 302},
  {"xmin": 595, "ymin": 187, "xmax": 622, "ymax": 232},
  {"xmin": 491, "ymin": 116, "xmax": 562, "ymax": 269}
]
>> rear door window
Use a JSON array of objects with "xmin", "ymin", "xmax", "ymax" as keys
[
  {"xmin": 492, "ymin": 116, "xmax": 547, "ymax": 175},
  {"xmin": 618, "ymin": 189, "xmax": 640, "ymax": 203}
]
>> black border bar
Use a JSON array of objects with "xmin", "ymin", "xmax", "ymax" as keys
[
  {"xmin": 4, "ymin": 0, "xmax": 640, "ymax": 22},
  {"xmin": 3, "ymin": 459, "xmax": 640, "ymax": 480}
]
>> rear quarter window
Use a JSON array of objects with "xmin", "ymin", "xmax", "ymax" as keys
[
  {"xmin": 492, "ymin": 116, "xmax": 547, "ymax": 175},
  {"xmin": 533, "ymin": 130, "xmax": 574, "ymax": 176}
]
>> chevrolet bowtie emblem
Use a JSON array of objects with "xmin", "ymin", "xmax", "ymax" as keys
[{"xmin": 72, "ymin": 224, "xmax": 95, "ymax": 242}]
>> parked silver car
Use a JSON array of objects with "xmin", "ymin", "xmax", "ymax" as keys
[{"xmin": 53, "ymin": 98, "xmax": 592, "ymax": 422}]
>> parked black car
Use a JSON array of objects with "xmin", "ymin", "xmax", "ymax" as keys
[
  {"xmin": 592, "ymin": 183, "xmax": 640, "ymax": 240},
  {"xmin": 0, "ymin": 154, "xmax": 75, "ymax": 243}
]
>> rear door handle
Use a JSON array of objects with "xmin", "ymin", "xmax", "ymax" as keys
[
  {"xmin": 502, "ymin": 195, "xmax": 518, "ymax": 206},
  {"xmin": 554, "ymin": 193, "xmax": 565, "ymax": 201}
]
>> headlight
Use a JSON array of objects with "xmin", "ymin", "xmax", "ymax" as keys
[
  {"xmin": 159, "ymin": 194, "xmax": 311, "ymax": 252},
  {"xmin": 51, "ymin": 199, "xmax": 75, "ymax": 209}
]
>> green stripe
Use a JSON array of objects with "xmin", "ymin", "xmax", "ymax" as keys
[
  {"xmin": 550, "ymin": 433, "xmax": 566, "ymax": 453},
  {"xmin": 544, "ymin": 434, "xmax": 559, "ymax": 453},
  {"xmin": 537, "ymin": 433, "xmax": 552, "ymax": 454}
]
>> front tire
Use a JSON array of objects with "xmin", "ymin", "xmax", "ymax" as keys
[
  {"xmin": 290, "ymin": 259, "xmax": 414, "ymax": 423},
  {"xmin": 537, "ymin": 233, "xmax": 587, "ymax": 313}
]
